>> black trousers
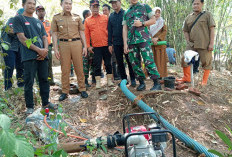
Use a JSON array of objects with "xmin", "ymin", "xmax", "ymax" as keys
[
  {"xmin": 114, "ymin": 45, "xmax": 135, "ymax": 80},
  {"xmin": 93, "ymin": 46, "xmax": 112, "ymax": 76},
  {"xmin": 23, "ymin": 59, "xmax": 49, "ymax": 108},
  {"xmin": 193, "ymin": 56, "xmax": 200, "ymax": 73},
  {"xmin": 3, "ymin": 49, "xmax": 24, "ymax": 90}
]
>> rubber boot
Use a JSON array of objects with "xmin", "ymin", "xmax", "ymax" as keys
[
  {"xmin": 95, "ymin": 76, "xmax": 101, "ymax": 89},
  {"xmin": 150, "ymin": 78, "xmax": 162, "ymax": 91},
  {"xmin": 201, "ymin": 69, "xmax": 210, "ymax": 86},
  {"xmin": 136, "ymin": 79, "xmax": 146, "ymax": 91},
  {"xmin": 176, "ymin": 66, "xmax": 191, "ymax": 83},
  {"xmin": 85, "ymin": 77, "xmax": 91, "ymax": 87},
  {"xmin": 107, "ymin": 74, "xmax": 114, "ymax": 87}
]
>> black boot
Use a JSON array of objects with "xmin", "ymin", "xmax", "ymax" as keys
[
  {"xmin": 81, "ymin": 91, "xmax": 88, "ymax": 98},
  {"xmin": 112, "ymin": 62, "xmax": 120, "ymax": 80},
  {"xmin": 59, "ymin": 93, "xmax": 68, "ymax": 101},
  {"xmin": 92, "ymin": 74, "xmax": 96, "ymax": 84},
  {"xmin": 130, "ymin": 79, "xmax": 136, "ymax": 87},
  {"xmin": 136, "ymin": 79, "xmax": 146, "ymax": 91},
  {"xmin": 85, "ymin": 77, "xmax": 91, "ymax": 87},
  {"xmin": 150, "ymin": 79, "xmax": 162, "ymax": 91}
]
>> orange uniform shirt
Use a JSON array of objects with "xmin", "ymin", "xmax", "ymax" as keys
[
  {"xmin": 42, "ymin": 20, "xmax": 51, "ymax": 45},
  {"xmin": 84, "ymin": 14, "xmax": 108, "ymax": 48}
]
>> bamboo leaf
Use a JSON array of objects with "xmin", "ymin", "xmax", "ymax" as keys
[
  {"xmin": 216, "ymin": 130, "xmax": 232, "ymax": 149},
  {"xmin": 208, "ymin": 149, "xmax": 224, "ymax": 157},
  {"xmin": 101, "ymin": 145, "xmax": 107, "ymax": 153}
]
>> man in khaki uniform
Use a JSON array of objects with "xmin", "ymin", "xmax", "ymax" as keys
[
  {"xmin": 51, "ymin": 0, "xmax": 88, "ymax": 101},
  {"xmin": 178, "ymin": 0, "xmax": 215, "ymax": 85}
]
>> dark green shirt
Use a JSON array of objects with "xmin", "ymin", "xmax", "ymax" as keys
[
  {"xmin": 1, "ymin": 17, "xmax": 20, "ymax": 52},
  {"xmin": 122, "ymin": 2, "xmax": 154, "ymax": 45},
  {"xmin": 13, "ymin": 15, "xmax": 47, "ymax": 62}
]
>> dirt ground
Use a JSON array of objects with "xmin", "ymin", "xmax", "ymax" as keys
[
  {"xmin": 49, "ymin": 64, "xmax": 232, "ymax": 156},
  {"xmin": 1, "ymin": 64, "xmax": 232, "ymax": 157}
]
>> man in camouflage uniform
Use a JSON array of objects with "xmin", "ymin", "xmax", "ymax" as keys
[
  {"xmin": 122, "ymin": 0, "xmax": 161, "ymax": 91},
  {"xmin": 82, "ymin": 10, "xmax": 95, "ymax": 87},
  {"xmin": 82, "ymin": 52, "xmax": 94, "ymax": 86}
]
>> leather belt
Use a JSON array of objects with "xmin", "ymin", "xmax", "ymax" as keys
[{"xmin": 59, "ymin": 38, "xmax": 80, "ymax": 42}]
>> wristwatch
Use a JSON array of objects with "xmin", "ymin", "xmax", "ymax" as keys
[{"xmin": 142, "ymin": 21, "xmax": 145, "ymax": 27}]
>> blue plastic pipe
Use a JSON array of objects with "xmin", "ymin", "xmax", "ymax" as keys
[{"xmin": 120, "ymin": 80, "xmax": 215, "ymax": 157}]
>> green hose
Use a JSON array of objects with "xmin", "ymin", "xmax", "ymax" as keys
[{"xmin": 150, "ymin": 41, "xmax": 167, "ymax": 46}]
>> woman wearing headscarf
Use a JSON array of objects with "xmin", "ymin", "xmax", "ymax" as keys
[{"xmin": 150, "ymin": 7, "xmax": 168, "ymax": 78}]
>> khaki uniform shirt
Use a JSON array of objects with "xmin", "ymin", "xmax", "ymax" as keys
[
  {"xmin": 51, "ymin": 12, "xmax": 84, "ymax": 39},
  {"xmin": 183, "ymin": 11, "xmax": 216, "ymax": 49}
]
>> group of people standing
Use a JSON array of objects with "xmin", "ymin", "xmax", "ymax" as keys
[{"xmin": 1, "ymin": 0, "xmax": 215, "ymax": 114}]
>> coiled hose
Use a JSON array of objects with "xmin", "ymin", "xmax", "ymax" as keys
[{"xmin": 120, "ymin": 79, "xmax": 215, "ymax": 157}]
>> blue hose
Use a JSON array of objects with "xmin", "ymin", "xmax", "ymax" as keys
[{"xmin": 120, "ymin": 80, "xmax": 215, "ymax": 157}]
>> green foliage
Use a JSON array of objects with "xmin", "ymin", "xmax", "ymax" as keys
[
  {"xmin": 86, "ymin": 140, "xmax": 96, "ymax": 153},
  {"xmin": 25, "ymin": 36, "xmax": 38, "ymax": 49},
  {"xmin": 0, "ymin": 99, "xmax": 7, "ymax": 113},
  {"xmin": 52, "ymin": 149, "xmax": 68, "ymax": 157},
  {"xmin": 208, "ymin": 125, "xmax": 232, "ymax": 157},
  {"xmin": 34, "ymin": 143, "xmax": 68, "ymax": 157},
  {"xmin": 216, "ymin": 130, "xmax": 232, "ymax": 150},
  {"xmin": 0, "ymin": 114, "xmax": 34, "ymax": 157},
  {"xmin": 97, "ymin": 139, "xmax": 107, "ymax": 154},
  {"xmin": 1, "ymin": 43, "xmax": 9, "ymax": 50},
  {"xmin": 85, "ymin": 139, "xmax": 108, "ymax": 155},
  {"xmin": 0, "ymin": 9, "xmax": 3, "ymax": 17},
  {"xmin": 0, "ymin": 114, "xmax": 11, "ymax": 129},
  {"xmin": 9, "ymin": 0, "xmax": 19, "ymax": 9}
]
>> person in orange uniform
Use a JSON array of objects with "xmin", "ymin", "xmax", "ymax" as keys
[
  {"xmin": 51, "ymin": 0, "xmax": 88, "ymax": 101},
  {"xmin": 36, "ymin": 5, "xmax": 55, "ymax": 86},
  {"xmin": 85, "ymin": 0, "xmax": 114, "ymax": 89}
]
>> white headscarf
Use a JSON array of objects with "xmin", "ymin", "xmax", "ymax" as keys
[{"xmin": 149, "ymin": 7, "xmax": 165, "ymax": 37}]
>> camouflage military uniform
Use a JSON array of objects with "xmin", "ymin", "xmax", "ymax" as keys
[
  {"xmin": 122, "ymin": 2, "xmax": 160, "ymax": 80},
  {"xmin": 82, "ymin": 51, "xmax": 94, "ymax": 78}
]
